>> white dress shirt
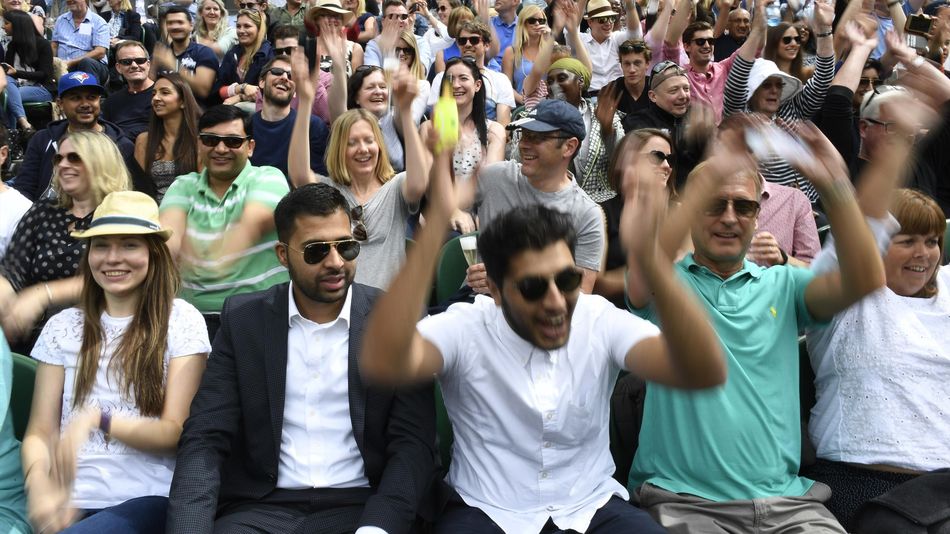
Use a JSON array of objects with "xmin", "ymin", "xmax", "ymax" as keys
[
  {"xmin": 278, "ymin": 285, "xmax": 369, "ymax": 490},
  {"xmin": 418, "ymin": 294, "xmax": 661, "ymax": 533}
]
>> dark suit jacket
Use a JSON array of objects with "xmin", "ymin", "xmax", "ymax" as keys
[{"xmin": 167, "ymin": 282, "xmax": 438, "ymax": 534}]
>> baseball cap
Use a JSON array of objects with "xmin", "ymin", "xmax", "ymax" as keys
[
  {"xmin": 58, "ymin": 71, "xmax": 106, "ymax": 97},
  {"xmin": 508, "ymin": 100, "xmax": 586, "ymax": 141}
]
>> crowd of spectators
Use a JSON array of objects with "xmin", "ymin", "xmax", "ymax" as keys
[{"xmin": 0, "ymin": 0, "xmax": 948, "ymax": 531}]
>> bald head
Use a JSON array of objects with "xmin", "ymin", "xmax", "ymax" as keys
[{"xmin": 728, "ymin": 8, "xmax": 751, "ymax": 39}]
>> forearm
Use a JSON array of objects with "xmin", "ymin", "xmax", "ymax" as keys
[
  {"xmin": 833, "ymin": 43, "xmax": 874, "ymax": 89},
  {"xmin": 713, "ymin": 9, "xmax": 728, "ymax": 37},
  {"xmin": 815, "ymin": 30, "xmax": 834, "ymax": 58},
  {"xmin": 21, "ymin": 434, "xmax": 54, "ymax": 491},
  {"xmin": 664, "ymin": 0, "xmax": 690, "ymax": 46},
  {"xmin": 889, "ymin": 4, "xmax": 906, "ymax": 37},
  {"xmin": 110, "ymin": 416, "xmax": 183, "ymax": 454},
  {"xmin": 627, "ymin": 0, "xmax": 643, "ymax": 37},
  {"xmin": 67, "ymin": 46, "xmax": 106, "ymax": 66},
  {"xmin": 289, "ymin": 93, "xmax": 318, "ymax": 187},
  {"xmin": 328, "ymin": 61, "xmax": 348, "ymax": 123},
  {"xmin": 818, "ymin": 180, "xmax": 885, "ymax": 297},
  {"xmin": 401, "ymin": 104, "xmax": 428, "ymax": 202},
  {"xmin": 568, "ymin": 28, "xmax": 593, "ymax": 73}
]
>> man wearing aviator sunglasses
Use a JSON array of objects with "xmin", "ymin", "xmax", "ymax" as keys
[
  {"xmin": 362, "ymin": 142, "xmax": 725, "ymax": 533},
  {"xmin": 250, "ymin": 55, "xmax": 330, "ymax": 178},
  {"xmin": 169, "ymin": 183, "xmax": 437, "ymax": 533},
  {"xmin": 159, "ymin": 105, "xmax": 290, "ymax": 336}
]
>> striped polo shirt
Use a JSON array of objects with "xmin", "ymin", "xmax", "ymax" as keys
[{"xmin": 160, "ymin": 163, "xmax": 290, "ymax": 314}]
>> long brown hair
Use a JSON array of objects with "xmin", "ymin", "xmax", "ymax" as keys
[
  {"xmin": 72, "ymin": 235, "xmax": 181, "ymax": 416},
  {"xmin": 890, "ymin": 188, "xmax": 947, "ymax": 299},
  {"xmin": 608, "ymin": 128, "xmax": 676, "ymax": 200},
  {"xmin": 764, "ymin": 23, "xmax": 807, "ymax": 82},
  {"xmin": 144, "ymin": 73, "xmax": 200, "ymax": 177}
]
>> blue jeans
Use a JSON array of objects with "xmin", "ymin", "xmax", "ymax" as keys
[
  {"xmin": 4, "ymin": 76, "xmax": 52, "ymax": 126},
  {"xmin": 60, "ymin": 496, "xmax": 168, "ymax": 534}
]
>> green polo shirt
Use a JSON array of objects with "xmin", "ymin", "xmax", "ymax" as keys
[
  {"xmin": 629, "ymin": 254, "xmax": 822, "ymax": 502},
  {"xmin": 160, "ymin": 163, "xmax": 289, "ymax": 314},
  {"xmin": 268, "ymin": 6, "xmax": 306, "ymax": 30}
]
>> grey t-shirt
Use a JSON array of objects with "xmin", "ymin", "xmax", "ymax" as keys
[
  {"xmin": 319, "ymin": 172, "xmax": 414, "ymax": 290},
  {"xmin": 475, "ymin": 161, "xmax": 605, "ymax": 271}
]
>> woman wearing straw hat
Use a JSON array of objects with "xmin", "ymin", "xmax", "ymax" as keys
[
  {"xmin": 20, "ymin": 191, "xmax": 210, "ymax": 534},
  {"xmin": 310, "ymin": 0, "xmax": 364, "ymax": 75}
]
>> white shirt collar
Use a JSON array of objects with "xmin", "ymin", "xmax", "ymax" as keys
[{"xmin": 287, "ymin": 282, "xmax": 353, "ymax": 328}]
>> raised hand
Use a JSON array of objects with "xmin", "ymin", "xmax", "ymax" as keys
[
  {"xmin": 291, "ymin": 46, "xmax": 319, "ymax": 102},
  {"xmin": 392, "ymin": 66, "xmax": 420, "ymax": 111},
  {"xmin": 619, "ymin": 159, "xmax": 667, "ymax": 268},
  {"xmin": 787, "ymin": 122, "xmax": 849, "ymax": 191},
  {"xmin": 814, "ymin": 0, "xmax": 835, "ymax": 29},
  {"xmin": 595, "ymin": 81, "xmax": 621, "ymax": 137},
  {"xmin": 320, "ymin": 17, "xmax": 347, "ymax": 65},
  {"xmin": 1, "ymin": 288, "xmax": 46, "ymax": 341}
]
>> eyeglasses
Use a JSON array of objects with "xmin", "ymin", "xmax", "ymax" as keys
[
  {"xmin": 781, "ymin": 35, "xmax": 802, "ymax": 45},
  {"xmin": 524, "ymin": 16, "xmax": 546, "ymax": 25},
  {"xmin": 283, "ymin": 239, "xmax": 361, "ymax": 264},
  {"xmin": 863, "ymin": 118, "xmax": 905, "ymax": 135},
  {"xmin": 386, "ymin": 13, "xmax": 410, "ymax": 20},
  {"xmin": 238, "ymin": 2, "xmax": 258, "ymax": 8},
  {"xmin": 691, "ymin": 37, "xmax": 714, "ymax": 46},
  {"xmin": 619, "ymin": 40, "xmax": 648, "ymax": 54},
  {"xmin": 651, "ymin": 60, "xmax": 685, "ymax": 76},
  {"xmin": 53, "ymin": 152, "xmax": 82, "ymax": 165},
  {"xmin": 593, "ymin": 15, "xmax": 616, "ymax": 23},
  {"xmin": 199, "ymin": 133, "xmax": 250, "ymax": 149},
  {"xmin": 457, "ymin": 35, "xmax": 482, "ymax": 46},
  {"xmin": 644, "ymin": 150, "xmax": 673, "ymax": 165},
  {"xmin": 266, "ymin": 66, "xmax": 292, "ymax": 79},
  {"xmin": 858, "ymin": 77, "xmax": 879, "ymax": 87},
  {"xmin": 520, "ymin": 130, "xmax": 570, "ymax": 143},
  {"xmin": 515, "ymin": 267, "xmax": 583, "ymax": 301},
  {"xmin": 274, "ymin": 45, "xmax": 298, "ymax": 56},
  {"xmin": 116, "ymin": 57, "xmax": 149, "ymax": 66},
  {"xmin": 704, "ymin": 198, "xmax": 760, "ymax": 218},
  {"xmin": 351, "ymin": 205, "xmax": 368, "ymax": 241},
  {"xmin": 395, "ymin": 46, "xmax": 415, "ymax": 56}
]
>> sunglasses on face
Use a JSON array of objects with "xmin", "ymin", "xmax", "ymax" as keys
[
  {"xmin": 266, "ymin": 66, "xmax": 292, "ymax": 79},
  {"xmin": 351, "ymin": 205, "xmax": 368, "ymax": 241},
  {"xmin": 781, "ymin": 35, "xmax": 802, "ymax": 45},
  {"xmin": 53, "ymin": 152, "xmax": 82, "ymax": 165},
  {"xmin": 199, "ymin": 133, "xmax": 250, "ymax": 149},
  {"xmin": 691, "ymin": 37, "xmax": 714, "ymax": 46},
  {"xmin": 274, "ymin": 45, "xmax": 298, "ymax": 56},
  {"xmin": 524, "ymin": 16, "xmax": 546, "ymax": 25},
  {"xmin": 457, "ymin": 35, "xmax": 482, "ymax": 46},
  {"xmin": 593, "ymin": 15, "xmax": 616, "ymax": 23},
  {"xmin": 645, "ymin": 150, "xmax": 673, "ymax": 165},
  {"xmin": 387, "ymin": 13, "xmax": 410, "ymax": 20},
  {"xmin": 238, "ymin": 2, "xmax": 258, "ymax": 8},
  {"xmin": 116, "ymin": 57, "xmax": 148, "ymax": 66},
  {"xmin": 284, "ymin": 239, "xmax": 361, "ymax": 264},
  {"xmin": 705, "ymin": 198, "xmax": 760, "ymax": 218},
  {"xmin": 515, "ymin": 267, "xmax": 583, "ymax": 301},
  {"xmin": 395, "ymin": 46, "xmax": 415, "ymax": 56},
  {"xmin": 858, "ymin": 77, "xmax": 879, "ymax": 87},
  {"xmin": 437, "ymin": 4, "xmax": 448, "ymax": 10}
]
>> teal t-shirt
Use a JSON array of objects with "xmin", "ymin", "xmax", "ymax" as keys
[
  {"xmin": 629, "ymin": 255, "xmax": 821, "ymax": 502},
  {"xmin": 0, "ymin": 333, "xmax": 30, "ymax": 534}
]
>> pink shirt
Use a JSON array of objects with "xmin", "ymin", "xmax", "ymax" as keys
[
  {"xmin": 657, "ymin": 44, "xmax": 739, "ymax": 123},
  {"xmin": 756, "ymin": 180, "xmax": 821, "ymax": 265}
]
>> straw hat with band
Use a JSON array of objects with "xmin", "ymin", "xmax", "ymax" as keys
[
  {"xmin": 586, "ymin": 0, "xmax": 619, "ymax": 19},
  {"xmin": 71, "ymin": 191, "xmax": 173, "ymax": 241},
  {"xmin": 308, "ymin": 0, "xmax": 356, "ymax": 26}
]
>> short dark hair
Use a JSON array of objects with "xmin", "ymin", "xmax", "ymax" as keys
[
  {"xmin": 198, "ymin": 105, "xmax": 253, "ymax": 137},
  {"xmin": 479, "ymin": 205, "xmax": 577, "ymax": 287},
  {"xmin": 382, "ymin": 0, "xmax": 406, "ymax": 12},
  {"xmin": 274, "ymin": 183, "xmax": 351, "ymax": 242},
  {"xmin": 864, "ymin": 58, "xmax": 884, "ymax": 75},
  {"xmin": 683, "ymin": 21, "xmax": 713, "ymax": 44},
  {"xmin": 161, "ymin": 5, "xmax": 193, "ymax": 22},
  {"xmin": 272, "ymin": 24, "xmax": 301, "ymax": 42},
  {"xmin": 261, "ymin": 54, "xmax": 292, "ymax": 74},
  {"xmin": 347, "ymin": 66, "xmax": 383, "ymax": 109}
]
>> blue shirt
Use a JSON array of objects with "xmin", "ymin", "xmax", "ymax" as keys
[
  {"xmin": 490, "ymin": 15, "xmax": 517, "ymax": 69},
  {"xmin": 51, "ymin": 10, "xmax": 110, "ymax": 63},
  {"xmin": 172, "ymin": 40, "xmax": 218, "ymax": 76}
]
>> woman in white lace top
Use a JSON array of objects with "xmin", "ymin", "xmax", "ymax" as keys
[
  {"xmin": 20, "ymin": 192, "xmax": 210, "ymax": 533},
  {"xmin": 803, "ymin": 188, "xmax": 950, "ymax": 529}
]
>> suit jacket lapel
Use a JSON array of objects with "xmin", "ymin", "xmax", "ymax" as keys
[
  {"xmin": 263, "ymin": 283, "xmax": 291, "ymax": 458},
  {"xmin": 348, "ymin": 285, "xmax": 368, "ymax": 454}
]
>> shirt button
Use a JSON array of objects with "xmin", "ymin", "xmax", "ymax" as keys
[
  {"xmin": 545, "ymin": 412, "xmax": 554, "ymax": 421},
  {"xmin": 540, "ymin": 471, "xmax": 549, "ymax": 479},
  {"xmin": 543, "ymin": 441, "xmax": 552, "ymax": 448},
  {"xmin": 546, "ymin": 505, "xmax": 556, "ymax": 512}
]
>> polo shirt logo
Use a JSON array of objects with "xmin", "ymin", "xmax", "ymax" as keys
[{"xmin": 770, "ymin": 306, "xmax": 778, "ymax": 318}]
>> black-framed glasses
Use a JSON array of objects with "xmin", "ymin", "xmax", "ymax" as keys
[
  {"xmin": 524, "ymin": 16, "xmax": 546, "ymax": 25},
  {"xmin": 351, "ymin": 205, "xmax": 368, "ymax": 241},
  {"xmin": 274, "ymin": 45, "xmax": 298, "ymax": 56},
  {"xmin": 863, "ymin": 118, "xmax": 902, "ymax": 134},
  {"xmin": 266, "ymin": 67, "xmax": 292, "ymax": 79},
  {"xmin": 386, "ymin": 13, "xmax": 410, "ymax": 20},
  {"xmin": 53, "ymin": 152, "xmax": 82, "ymax": 165},
  {"xmin": 515, "ymin": 267, "xmax": 583, "ymax": 301},
  {"xmin": 457, "ymin": 35, "xmax": 482, "ymax": 46},
  {"xmin": 619, "ymin": 39, "xmax": 649, "ymax": 54},
  {"xmin": 199, "ymin": 133, "xmax": 250, "ymax": 149},
  {"xmin": 395, "ymin": 46, "xmax": 415, "ymax": 56},
  {"xmin": 705, "ymin": 198, "xmax": 760, "ymax": 218},
  {"xmin": 644, "ymin": 150, "xmax": 673, "ymax": 165},
  {"xmin": 520, "ymin": 130, "xmax": 570, "ymax": 143},
  {"xmin": 117, "ymin": 57, "xmax": 149, "ymax": 66},
  {"xmin": 283, "ymin": 239, "xmax": 361, "ymax": 264},
  {"xmin": 691, "ymin": 37, "xmax": 714, "ymax": 46},
  {"xmin": 781, "ymin": 35, "xmax": 802, "ymax": 45}
]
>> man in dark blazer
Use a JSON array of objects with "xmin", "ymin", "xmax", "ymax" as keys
[{"xmin": 167, "ymin": 183, "xmax": 438, "ymax": 534}]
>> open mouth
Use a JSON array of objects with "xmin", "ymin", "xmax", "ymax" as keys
[
  {"xmin": 905, "ymin": 265, "xmax": 929, "ymax": 273},
  {"xmin": 537, "ymin": 315, "xmax": 567, "ymax": 339}
]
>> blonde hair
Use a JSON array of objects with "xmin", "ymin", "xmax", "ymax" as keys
[
  {"xmin": 400, "ymin": 29, "xmax": 424, "ymax": 80},
  {"xmin": 196, "ymin": 0, "xmax": 228, "ymax": 41},
  {"xmin": 326, "ymin": 109, "xmax": 395, "ymax": 186},
  {"xmin": 53, "ymin": 131, "xmax": 131, "ymax": 209},
  {"xmin": 514, "ymin": 5, "xmax": 543, "ymax": 69},
  {"xmin": 446, "ymin": 5, "xmax": 473, "ymax": 38},
  {"xmin": 236, "ymin": 9, "xmax": 266, "ymax": 74}
]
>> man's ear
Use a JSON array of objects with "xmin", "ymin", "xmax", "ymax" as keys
[
  {"xmin": 487, "ymin": 277, "xmax": 502, "ymax": 305},
  {"xmin": 0, "ymin": 145, "xmax": 9, "ymax": 168},
  {"xmin": 648, "ymin": 89, "xmax": 657, "ymax": 103},
  {"xmin": 562, "ymin": 137, "xmax": 579, "ymax": 159},
  {"xmin": 275, "ymin": 242, "xmax": 289, "ymax": 267},
  {"xmin": 858, "ymin": 119, "xmax": 869, "ymax": 141}
]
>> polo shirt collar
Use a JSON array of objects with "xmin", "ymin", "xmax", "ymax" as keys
[
  {"xmin": 197, "ymin": 160, "xmax": 254, "ymax": 199},
  {"xmin": 492, "ymin": 15, "xmax": 516, "ymax": 29},
  {"xmin": 681, "ymin": 252, "xmax": 764, "ymax": 280}
]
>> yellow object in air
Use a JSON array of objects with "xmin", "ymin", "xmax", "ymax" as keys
[{"xmin": 433, "ymin": 75, "xmax": 459, "ymax": 153}]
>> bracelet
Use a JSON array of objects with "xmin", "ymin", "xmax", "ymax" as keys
[
  {"xmin": 815, "ymin": 30, "xmax": 832, "ymax": 37},
  {"xmin": 43, "ymin": 283, "xmax": 52, "ymax": 305},
  {"xmin": 99, "ymin": 407, "xmax": 112, "ymax": 443}
]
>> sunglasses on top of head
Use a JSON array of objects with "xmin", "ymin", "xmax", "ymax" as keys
[
  {"xmin": 283, "ymin": 239, "xmax": 361, "ymax": 264},
  {"xmin": 515, "ymin": 267, "xmax": 583, "ymax": 301}
]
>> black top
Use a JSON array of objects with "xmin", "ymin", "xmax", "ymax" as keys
[
  {"xmin": 4, "ymin": 33, "xmax": 55, "ymax": 94},
  {"xmin": 623, "ymin": 102, "xmax": 704, "ymax": 190},
  {"xmin": 713, "ymin": 34, "xmax": 743, "ymax": 62},
  {"xmin": 102, "ymin": 9, "xmax": 143, "ymax": 43},
  {"xmin": 607, "ymin": 76, "xmax": 652, "ymax": 118},
  {"xmin": 102, "ymin": 84, "xmax": 155, "ymax": 142}
]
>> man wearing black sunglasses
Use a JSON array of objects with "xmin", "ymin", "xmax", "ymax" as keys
[
  {"xmin": 102, "ymin": 41, "xmax": 155, "ymax": 143},
  {"xmin": 169, "ymin": 183, "xmax": 437, "ymax": 533},
  {"xmin": 250, "ymin": 55, "xmax": 330, "ymax": 179},
  {"xmin": 579, "ymin": 0, "xmax": 643, "ymax": 94},
  {"xmin": 360, "ymin": 140, "xmax": 724, "ymax": 534},
  {"xmin": 159, "ymin": 105, "xmax": 290, "ymax": 338}
]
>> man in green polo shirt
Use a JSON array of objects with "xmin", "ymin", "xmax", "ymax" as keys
[
  {"xmin": 624, "ymin": 127, "xmax": 885, "ymax": 533},
  {"xmin": 160, "ymin": 105, "xmax": 290, "ymax": 338}
]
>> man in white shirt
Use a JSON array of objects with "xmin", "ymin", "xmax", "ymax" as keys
[
  {"xmin": 359, "ymin": 139, "xmax": 726, "ymax": 533},
  {"xmin": 578, "ymin": 0, "xmax": 642, "ymax": 94},
  {"xmin": 365, "ymin": 0, "xmax": 433, "ymax": 74},
  {"xmin": 168, "ymin": 183, "xmax": 438, "ymax": 533}
]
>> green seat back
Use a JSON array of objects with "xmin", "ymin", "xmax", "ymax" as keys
[
  {"xmin": 435, "ymin": 232, "xmax": 478, "ymax": 304},
  {"xmin": 11, "ymin": 353, "xmax": 37, "ymax": 441}
]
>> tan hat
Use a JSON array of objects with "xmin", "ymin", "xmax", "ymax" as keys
[
  {"xmin": 71, "ymin": 191, "xmax": 173, "ymax": 241},
  {"xmin": 586, "ymin": 0, "xmax": 619, "ymax": 19},
  {"xmin": 308, "ymin": 0, "xmax": 355, "ymax": 26}
]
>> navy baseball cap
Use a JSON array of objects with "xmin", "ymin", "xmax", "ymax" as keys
[
  {"xmin": 509, "ymin": 100, "xmax": 587, "ymax": 142},
  {"xmin": 58, "ymin": 71, "xmax": 106, "ymax": 97}
]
